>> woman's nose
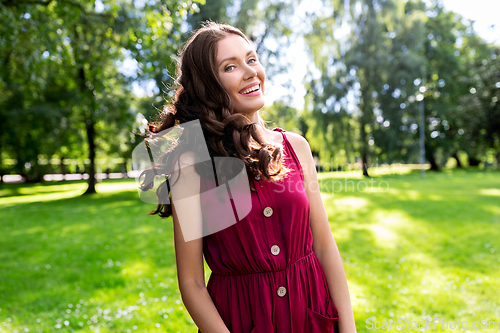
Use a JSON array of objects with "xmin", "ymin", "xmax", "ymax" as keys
[{"xmin": 243, "ymin": 65, "xmax": 257, "ymax": 80}]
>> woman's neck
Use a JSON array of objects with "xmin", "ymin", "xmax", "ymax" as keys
[
  {"xmin": 242, "ymin": 110, "xmax": 283, "ymax": 144},
  {"xmin": 244, "ymin": 110, "xmax": 260, "ymax": 124}
]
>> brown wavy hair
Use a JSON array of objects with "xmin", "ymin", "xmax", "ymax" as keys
[{"xmin": 142, "ymin": 21, "xmax": 288, "ymax": 218}]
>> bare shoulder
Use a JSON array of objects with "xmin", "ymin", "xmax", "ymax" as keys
[
  {"xmin": 284, "ymin": 131, "xmax": 312, "ymax": 158},
  {"xmin": 176, "ymin": 150, "xmax": 198, "ymax": 168},
  {"xmin": 169, "ymin": 150, "xmax": 201, "ymax": 195},
  {"xmin": 171, "ymin": 150, "xmax": 200, "ymax": 179}
]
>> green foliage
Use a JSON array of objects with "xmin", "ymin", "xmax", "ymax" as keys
[
  {"xmin": 261, "ymin": 101, "xmax": 304, "ymax": 135},
  {"xmin": 188, "ymin": 0, "xmax": 299, "ymax": 80},
  {"xmin": 457, "ymin": 43, "xmax": 500, "ymax": 164},
  {"xmin": 303, "ymin": 0, "xmax": 499, "ymax": 172},
  {"xmin": 127, "ymin": 0, "xmax": 203, "ymax": 91},
  {"xmin": 188, "ymin": 0, "xmax": 230, "ymax": 28},
  {"xmin": 1, "ymin": 0, "xmax": 498, "ymax": 186},
  {"xmin": 0, "ymin": 0, "xmax": 202, "ymax": 189}
]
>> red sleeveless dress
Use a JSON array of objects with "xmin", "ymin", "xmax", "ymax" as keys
[{"xmin": 199, "ymin": 128, "xmax": 339, "ymax": 333}]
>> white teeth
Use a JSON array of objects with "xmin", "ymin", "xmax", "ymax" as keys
[{"xmin": 240, "ymin": 85, "xmax": 259, "ymax": 94}]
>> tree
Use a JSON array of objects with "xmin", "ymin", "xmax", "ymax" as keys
[
  {"xmin": 371, "ymin": 0, "xmax": 426, "ymax": 165},
  {"xmin": 303, "ymin": 0, "xmax": 496, "ymax": 173},
  {"xmin": 459, "ymin": 43, "xmax": 500, "ymax": 166},
  {"xmin": 0, "ymin": 0, "xmax": 200, "ymax": 192},
  {"xmin": 416, "ymin": 2, "xmax": 481, "ymax": 170},
  {"xmin": 261, "ymin": 101, "xmax": 305, "ymax": 135},
  {"xmin": 305, "ymin": 0, "xmax": 401, "ymax": 176}
]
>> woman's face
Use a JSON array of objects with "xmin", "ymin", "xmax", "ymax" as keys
[{"xmin": 216, "ymin": 34, "xmax": 266, "ymax": 115}]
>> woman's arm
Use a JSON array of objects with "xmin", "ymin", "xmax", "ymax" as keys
[
  {"xmin": 286, "ymin": 133, "xmax": 357, "ymax": 333},
  {"xmin": 170, "ymin": 152, "xmax": 231, "ymax": 333}
]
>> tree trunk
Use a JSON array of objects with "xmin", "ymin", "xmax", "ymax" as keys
[
  {"xmin": 31, "ymin": 161, "xmax": 43, "ymax": 183},
  {"xmin": 468, "ymin": 156, "xmax": 481, "ymax": 167},
  {"xmin": 60, "ymin": 156, "xmax": 67, "ymax": 174},
  {"xmin": 424, "ymin": 141, "xmax": 440, "ymax": 171},
  {"xmin": 361, "ymin": 147, "xmax": 370, "ymax": 177},
  {"xmin": 77, "ymin": 62, "xmax": 97, "ymax": 195},
  {"xmin": 74, "ymin": 23, "xmax": 98, "ymax": 195},
  {"xmin": 122, "ymin": 160, "xmax": 128, "ymax": 178},
  {"xmin": 360, "ymin": 88, "xmax": 371, "ymax": 177},
  {"xmin": 452, "ymin": 151, "xmax": 462, "ymax": 168},
  {"xmin": 0, "ymin": 141, "xmax": 3, "ymax": 184},
  {"xmin": 346, "ymin": 120, "xmax": 355, "ymax": 164},
  {"xmin": 83, "ymin": 116, "xmax": 97, "ymax": 194},
  {"xmin": 426, "ymin": 150, "xmax": 440, "ymax": 171}
]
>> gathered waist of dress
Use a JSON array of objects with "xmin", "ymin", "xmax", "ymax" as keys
[{"xmin": 210, "ymin": 251, "xmax": 316, "ymax": 277}]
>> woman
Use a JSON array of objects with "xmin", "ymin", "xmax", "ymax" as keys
[{"xmin": 145, "ymin": 22, "xmax": 356, "ymax": 333}]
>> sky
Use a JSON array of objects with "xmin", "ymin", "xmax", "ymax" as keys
[
  {"xmin": 441, "ymin": 0, "xmax": 499, "ymax": 45},
  {"xmin": 130, "ymin": 0, "xmax": 500, "ymax": 108}
]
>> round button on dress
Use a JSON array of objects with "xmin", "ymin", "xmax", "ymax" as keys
[
  {"xmin": 263, "ymin": 206, "xmax": 273, "ymax": 217},
  {"xmin": 271, "ymin": 245, "xmax": 280, "ymax": 256},
  {"xmin": 277, "ymin": 286, "xmax": 287, "ymax": 297},
  {"xmin": 199, "ymin": 128, "xmax": 339, "ymax": 333}
]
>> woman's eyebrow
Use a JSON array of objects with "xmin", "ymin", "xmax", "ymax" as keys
[{"xmin": 218, "ymin": 50, "xmax": 255, "ymax": 68}]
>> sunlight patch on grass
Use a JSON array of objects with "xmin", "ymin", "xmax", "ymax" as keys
[
  {"xmin": 96, "ymin": 181, "xmax": 138, "ymax": 193},
  {"xmin": 386, "ymin": 188, "xmax": 421, "ymax": 200},
  {"xmin": 330, "ymin": 223, "xmax": 351, "ymax": 242},
  {"xmin": 372, "ymin": 210, "xmax": 406, "ymax": 226},
  {"xmin": 335, "ymin": 197, "xmax": 368, "ymax": 209},
  {"xmin": 320, "ymin": 192, "xmax": 333, "ymax": 201},
  {"xmin": 427, "ymin": 194, "xmax": 444, "ymax": 201},
  {"xmin": 0, "ymin": 183, "xmax": 85, "ymax": 197},
  {"xmin": 482, "ymin": 205, "xmax": 500, "ymax": 217},
  {"xmin": 125, "ymin": 261, "xmax": 153, "ymax": 277},
  {"xmin": 61, "ymin": 223, "xmax": 92, "ymax": 234},
  {"xmin": 0, "ymin": 180, "xmax": 138, "ymax": 207},
  {"xmin": 345, "ymin": 279, "xmax": 369, "ymax": 309},
  {"xmin": 132, "ymin": 225, "xmax": 156, "ymax": 234},
  {"xmin": 317, "ymin": 171, "xmax": 364, "ymax": 179},
  {"xmin": 0, "ymin": 187, "xmax": 85, "ymax": 205},
  {"xmin": 369, "ymin": 164, "xmax": 415, "ymax": 176},
  {"xmin": 479, "ymin": 188, "xmax": 500, "ymax": 196},
  {"xmin": 368, "ymin": 225, "xmax": 398, "ymax": 247},
  {"xmin": 316, "ymin": 165, "xmax": 415, "ymax": 180}
]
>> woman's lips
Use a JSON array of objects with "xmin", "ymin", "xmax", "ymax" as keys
[{"xmin": 239, "ymin": 84, "xmax": 261, "ymax": 96}]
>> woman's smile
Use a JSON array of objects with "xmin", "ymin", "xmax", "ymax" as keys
[{"xmin": 239, "ymin": 83, "xmax": 261, "ymax": 96}]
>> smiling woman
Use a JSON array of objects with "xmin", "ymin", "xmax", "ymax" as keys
[{"xmin": 140, "ymin": 22, "xmax": 356, "ymax": 333}]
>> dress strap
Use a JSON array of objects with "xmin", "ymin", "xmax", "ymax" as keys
[
  {"xmin": 272, "ymin": 127, "xmax": 286, "ymax": 145},
  {"xmin": 272, "ymin": 128, "xmax": 305, "ymax": 181}
]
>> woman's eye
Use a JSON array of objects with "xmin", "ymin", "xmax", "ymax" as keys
[
  {"xmin": 248, "ymin": 58, "xmax": 257, "ymax": 64},
  {"xmin": 225, "ymin": 65, "xmax": 235, "ymax": 72}
]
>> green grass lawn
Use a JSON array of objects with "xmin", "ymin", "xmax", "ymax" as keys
[{"xmin": 1, "ymin": 170, "xmax": 499, "ymax": 332}]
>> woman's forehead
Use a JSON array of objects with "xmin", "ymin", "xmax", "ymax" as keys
[{"xmin": 216, "ymin": 34, "xmax": 255, "ymax": 61}]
